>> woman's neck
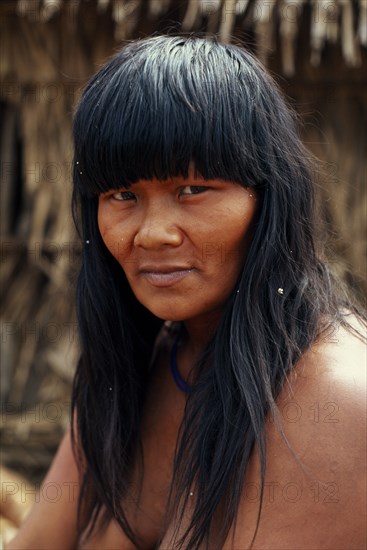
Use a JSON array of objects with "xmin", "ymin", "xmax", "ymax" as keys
[{"xmin": 178, "ymin": 310, "xmax": 222, "ymax": 377}]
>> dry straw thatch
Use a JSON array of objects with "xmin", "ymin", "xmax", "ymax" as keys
[
  {"xmin": 13, "ymin": 0, "xmax": 367, "ymax": 75},
  {"xmin": 0, "ymin": 0, "xmax": 366, "ymax": 489}
]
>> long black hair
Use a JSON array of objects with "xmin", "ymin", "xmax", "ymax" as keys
[{"xmin": 71, "ymin": 35, "xmax": 363, "ymax": 549}]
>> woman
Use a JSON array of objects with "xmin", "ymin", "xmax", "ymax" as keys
[{"xmin": 7, "ymin": 35, "xmax": 366, "ymax": 550}]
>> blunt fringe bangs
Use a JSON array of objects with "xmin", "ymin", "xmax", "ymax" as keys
[
  {"xmin": 73, "ymin": 35, "xmax": 301, "ymax": 197},
  {"xmin": 71, "ymin": 35, "xmax": 366, "ymax": 550}
]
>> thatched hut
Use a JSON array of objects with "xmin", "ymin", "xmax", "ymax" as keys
[{"xmin": 0, "ymin": 0, "xmax": 366, "ymax": 503}]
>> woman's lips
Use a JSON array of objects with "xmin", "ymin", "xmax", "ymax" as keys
[{"xmin": 140, "ymin": 269, "xmax": 194, "ymax": 287}]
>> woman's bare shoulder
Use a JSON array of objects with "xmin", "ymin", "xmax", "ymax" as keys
[
  {"xmin": 285, "ymin": 315, "xmax": 366, "ymax": 417},
  {"xmin": 232, "ymin": 317, "xmax": 366, "ymax": 549},
  {"xmin": 273, "ymin": 314, "xmax": 366, "ymax": 475}
]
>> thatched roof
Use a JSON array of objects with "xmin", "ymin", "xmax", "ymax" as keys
[{"xmin": 10, "ymin": 0, "xmax": 367, "ymax": 76}]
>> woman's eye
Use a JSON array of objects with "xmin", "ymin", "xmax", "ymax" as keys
[
  {"xmin": 180, "ymin": 185, "xmax": 208, "ymax": 196},
  {"xmin": 111, "ymin": 191, "xmax": 136, "ymax": 201}
]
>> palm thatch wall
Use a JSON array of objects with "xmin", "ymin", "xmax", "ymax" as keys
[{"xmin": 0, "ymin": 0, "xmax": 366, "ymax": 488}]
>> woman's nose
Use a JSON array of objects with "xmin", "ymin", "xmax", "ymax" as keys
[{"xmin": 133, "ymin": 206, "xmax": 183, "ymax": 250}]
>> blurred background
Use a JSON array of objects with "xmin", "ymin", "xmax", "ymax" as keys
[{"xmin": 0, "ymin": 0, "xmax": 366, "ymax": 541}]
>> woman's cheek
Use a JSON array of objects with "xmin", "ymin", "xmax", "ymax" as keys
[
  {"xmin": 98, "ymin": 210, "xmax": 120, "ymax": 259},
  {"xmin": 105, "ymin": 224, "xmax": 135, "ymax": 265},
  {"xmin": 104, "ymin": 230, "xmax": 126, "ymax": 261}
]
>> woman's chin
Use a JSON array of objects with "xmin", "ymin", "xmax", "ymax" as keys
[
  {"xmin": 136, "ymin": 297, "xmax": 197, "ymax": 323},
  {"xmin": 143, "ymin": 305, "xmax": 186, "ymax": 322}
]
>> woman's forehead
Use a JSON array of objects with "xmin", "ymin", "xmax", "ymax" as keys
[
  {"xmin": 131, "ymin": 165, "xmax": 205, "ymax": 185},
  {"xmin": 118, "ymin": 169, "xmax": 246, "ymax": 190}
]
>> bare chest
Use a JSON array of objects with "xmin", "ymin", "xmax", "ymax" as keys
[{"xmin": 79, "ymin": 359, "xmax": 186, "ymax": 549}]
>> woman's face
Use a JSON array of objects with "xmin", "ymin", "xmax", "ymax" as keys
[{"xmin": 98, "ymin": 173, "xmax": 257, "ymax": 322}]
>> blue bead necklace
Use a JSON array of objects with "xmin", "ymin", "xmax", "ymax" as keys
[{"xmin": 170, "ymin": 330, "xmax": 191, "ymax": 394}]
